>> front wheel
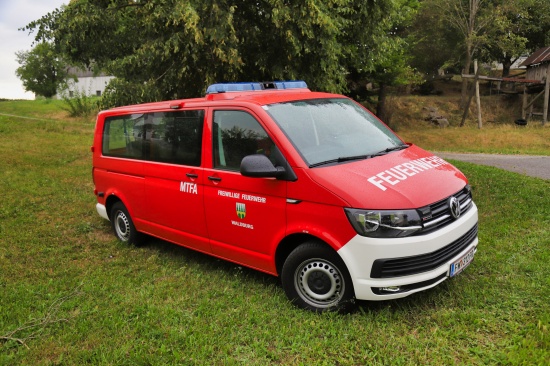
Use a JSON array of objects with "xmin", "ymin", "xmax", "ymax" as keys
[
  {"xmin": 110, "ymin": 202, "xmax": 144, "ymax": 246},
  {"xmin": 281, "ymin": 242, "xmax": 355, "ymax": 312}
]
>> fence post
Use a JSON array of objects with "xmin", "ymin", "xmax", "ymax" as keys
[
  {"xmin": 474, "ymin": 60, "xmax": 482, "ymax": 129},
  {"xmin": 543, "ymin": 63, "xmax": 549, "ymax": 125}
]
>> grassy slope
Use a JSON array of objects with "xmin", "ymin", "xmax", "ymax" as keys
[
  {"xmin": 392, "ymin": 96, "xmax": 550, "ymax": 155},
  {"xmin": 384, "ymin": 80, "xmax": 550, "ymax": 155},
  {"xmin": 0, "ymin": 100, "xmax": 549, "ymax": 365}
]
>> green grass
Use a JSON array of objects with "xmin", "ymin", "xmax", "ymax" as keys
[
  {"xmin": 399, "ymin": 124, "xmax": 550, "ymax": 156},
  {"xmin": 1, "ymin": 101, "xmax": 549, "ymax": 365},
  {"xmin": 391, "ymin": 94, "xmax": 550, "ymax": 156},
  {"xmin": 0, "ymin": 99, "xmax": 67, "ymax": 120}
]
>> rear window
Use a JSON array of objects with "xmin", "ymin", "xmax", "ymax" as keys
[{"xmin": 102, "ymin": 110, "xmax": 204, "ymax": 166}]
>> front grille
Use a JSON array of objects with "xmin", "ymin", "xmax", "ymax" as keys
[
  {"xmin": 418, "ymin": 186, "xmax": 473, "ymax": 235},
  {"xmin": 370, "ymin": 223, "xmax": 478, "ymax": 278}
]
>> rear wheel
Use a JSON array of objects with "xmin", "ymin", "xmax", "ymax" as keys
[
  {"xmin": 110, "ymin": 202, "xmax": 144, "ymax": 246},
  {"xmin": 281, "ymin": 242, "xmax": 355, "ymax": 312}
]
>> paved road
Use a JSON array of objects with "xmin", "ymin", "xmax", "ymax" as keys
[{"xmin": 435, "ymin": 152, "xmax": 550, "ymax": 180}]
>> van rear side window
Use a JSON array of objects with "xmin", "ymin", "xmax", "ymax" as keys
[{"xmin": 102, "ymin": 110, "xmax": 204, "ymax": 166}]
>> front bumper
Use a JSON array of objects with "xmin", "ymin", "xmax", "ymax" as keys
[
  {"xmin": 337, "ymin": 202, "xmax": 478, "ymax": 301},
  {"xmin": 96, "ymin": 203, "xmax": 109, "ymax": 220}
]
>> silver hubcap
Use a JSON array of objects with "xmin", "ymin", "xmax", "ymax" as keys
[
  {"xmin": 114, "ymin": 211, "xmax": 131, "ymax": 241},
  {"xmin": 295, "ymin": 258, "xmax": 344, "ymax": 308}
]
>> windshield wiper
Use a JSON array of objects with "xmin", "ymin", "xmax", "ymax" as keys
[
  {"xmin": 371, "ymin": 144, "xmax": 409, "ymax": 157},
  {"xmin": 337, "ymin": 154, "xmax": 370, "ymax": 163},
  {"xmin": 309, "ymin": 145, "xmax": 408, "ymax": 168},
  {"xmin": 309, "ymin": 154, "xmax": 370, "ymax": 168}
]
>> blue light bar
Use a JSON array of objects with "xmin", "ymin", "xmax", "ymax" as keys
[
  {"xmin": 206, "ymin": 80, "xmax": 308, "ymax": 94},
  {"xmin": 273, "ymin": 81, "xmax": 308, "ymax": 89}
]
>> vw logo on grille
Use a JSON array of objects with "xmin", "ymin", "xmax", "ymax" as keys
[{"xmin": 449, "ymin": 197, "xmax": 461, "ymax": 219}]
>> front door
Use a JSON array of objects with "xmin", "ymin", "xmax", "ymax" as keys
[{"xmin": 203, "ymin": 109, "xmax": 287, "ymax": 272}]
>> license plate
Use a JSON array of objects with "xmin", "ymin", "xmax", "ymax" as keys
[{"xmin": 449, "ymin": 247, "xmax": 476, "ymax": 277}]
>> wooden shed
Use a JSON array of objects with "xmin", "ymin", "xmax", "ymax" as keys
[
  {"xmin": 520, "ymin": 46, "xmax": 550, "ymax": 124},
  {"xmin": 521, "ymin": 47, "xmax": 550, "ymax": 81}
]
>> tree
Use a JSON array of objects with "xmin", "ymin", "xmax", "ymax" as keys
[
  {"xmin": 407, "ymin": 1, "xmax": 464, "ymax": 77},
  {"xmin": 24, "ymin": 0, "xmax": 415, "ymax": 108},
  {"xmin": 483, "ymin": 0, "xmax": 550, "ymax": 77},
  {"xmin": 522, "ymin": 0, "xmax": 550, "ymax": 50},
  {"xmin": 364, "ymin": 0, "xmax": 422, "ymax": 123},
  {"xmin": 429, "ymin": 0, "xmax": 494, "ymax": 105},
  {"xmin": 370, "ymin": 44, "xmax": 421, "ymax": 123},
  {"xmin": 15, "ymin": 42, "xmax": 68, "ymax": 98},
  {"xmin": 410, "ymin": 0, "xmax": 550, "ymax": 100}
]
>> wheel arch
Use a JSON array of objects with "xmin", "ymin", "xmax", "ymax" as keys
[
  {"xmin": 105, "ymin": 194, "xmax": 123, "ymax": 221},
  {"xmin": 275, "ymin": 233, "xmax": 337, "ymax": 276}
]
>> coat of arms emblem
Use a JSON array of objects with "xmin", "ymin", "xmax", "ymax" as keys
[{"xmin": 236, "ymin": 203, "xmax": 246, "ymax": 219}]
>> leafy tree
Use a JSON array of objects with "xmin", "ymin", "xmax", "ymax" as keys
[
  {"xmin": 362, "ymin": 0, "xmax": 422, "ymax": 123},
  {"xmin": 523, "ymin": 0, "xmax": 550, "ymax": 50},
  {"xmin": 24, "ymin": 0, "xmax": 414, "ymax": 108},
  {"xmin": 428, "ymin": 0, "xmax": 495, "ymax": 105},
  {"xmin": 15, "ymin": 42, "xmax": 68, "ymax": 98},
  {"xmin": 483, "ymin": 0, "xmax": 550, "ymax": 77},
  {"xmin": 407, "ymin": 1, "xmax": 464, "ymax": 77},
  {"xmin": 409, "ymin": 0, "xmax": 550, "ymax": 99},
  {"xmin": 369, "ymin": 43, "xmax": 422, "ymax": 123}
]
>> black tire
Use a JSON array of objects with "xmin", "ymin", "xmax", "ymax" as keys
[
  {"xmin": 281, "ymin": 241, "xmax": 355, "ymax": 313},
  {"xmin": 110, "ymin": 202, "xmax": 144, "ymax": 246}
]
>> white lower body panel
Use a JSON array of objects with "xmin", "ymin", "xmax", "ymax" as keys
[
  {"xmin": 338, "ymin": 203, "xmax": 478, "ymax": 301},
  {"xmin": 96, "ymin": 203, "xmax": 109, "ymax": 220}
]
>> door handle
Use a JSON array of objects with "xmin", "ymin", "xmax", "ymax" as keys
[
  {"xmin": 186, "ymin": 173, "xmax": 199, "ymax": 179},
  {"xmin": 208, "ymin": 176, "xmax": 222, "ymax": 182}
]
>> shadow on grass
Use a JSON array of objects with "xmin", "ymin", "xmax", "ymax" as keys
[
  {"xmin": 133, "ymin": 234, "xmax": 280, "ymax": 286},
  {"xmin": 104, "ymin": 225, "xmax": 464, "ymax": 317}
]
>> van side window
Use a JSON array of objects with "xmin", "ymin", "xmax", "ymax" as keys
[
  {"xmin": 147, "ymin": 111, "xmax": 204, "ymax": 166},
  {"xmin": 102, "ymin": 110, "xmax": 204, "ymax": 166},
  {"xmin": 102, "ymin": 114, "xmax": 146, "ymax": 159},
  {"xmin": 213, "ymin": 110, "xmax": 274, "ymax": 171}
]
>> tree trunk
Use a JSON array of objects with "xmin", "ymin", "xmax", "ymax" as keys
[
  {"xmin": 376, "ymin": 82, "xmax": 388, "ymax": 122},
  {"xmin": 461, "ymin": 50, "xmax": 472, "ymax": 108},
  {"xmin": 461, "ymin": 0, "xmax": 479, "ymax": 108},
  {"xmin": 501, "ymin": 57, "xmax": 512, "ymax": 77}
]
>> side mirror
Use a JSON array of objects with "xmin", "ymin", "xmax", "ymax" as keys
[{"xmin": 240, "ymin": 154, "xmax": 285, "ymax": 178}]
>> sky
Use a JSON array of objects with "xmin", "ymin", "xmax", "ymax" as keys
[{"xmin": 0, "ymin": 0, "xmax": 66, "ymax": 99}]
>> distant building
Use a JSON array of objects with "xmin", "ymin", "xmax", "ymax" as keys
[
  {"xmin": 520, "ymin": 46, "xmax": 550, "ymax": 81},
  {"xmin": 56, "ymin": 67, "xmax": 114, "ymax": 98},
  {"xmin": 519, "ymin": 46, "xmax": 550, "ymax": 124},
  {"xmin": 492, "ymin": 56, "xmax": 528, "ymax": 71}
]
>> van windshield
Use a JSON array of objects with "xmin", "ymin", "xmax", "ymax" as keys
[{"xmin": 264, "ymin": 98, "xmax": 405, "ymax": 167}]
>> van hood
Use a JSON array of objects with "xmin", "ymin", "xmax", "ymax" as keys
[{"xmin": 306, "ymin": 145, "xmax": 468, "ymax": 209}]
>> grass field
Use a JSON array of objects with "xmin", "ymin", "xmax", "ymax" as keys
[{"xmin": 1, "ymin": 100, "xmax": 549, "ymax": 365}]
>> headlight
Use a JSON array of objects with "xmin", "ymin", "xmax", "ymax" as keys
[{"xmin": 345, "ymin": 208, "xmax": 422, "ymax": 238}]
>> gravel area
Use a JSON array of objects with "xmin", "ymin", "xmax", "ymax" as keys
[{"xmin": 434, "ymin": 152, "xmax": 550, "ymax": 180}]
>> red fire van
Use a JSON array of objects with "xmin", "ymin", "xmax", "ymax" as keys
[{"xmin": 92, "ymin": 81, "xmax": 478, "ymax": 312}]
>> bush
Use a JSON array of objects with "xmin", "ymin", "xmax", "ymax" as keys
[
  {"xmin": 60, "ymin": 89, "xmax": 99, "ymax": 118},
  {"xmin": 100, "ymin": 78, "xmax": 163, "ymax": 109}
]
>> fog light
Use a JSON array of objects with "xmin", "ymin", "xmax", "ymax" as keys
[{"xmin": 381, "ymin": 286, "xmax": 401, "ymax": 293}]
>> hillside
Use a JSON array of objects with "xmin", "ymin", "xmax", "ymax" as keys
[{"xmin": 383, "ymin": 79, "xmax": 550, "ymax": 155}]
